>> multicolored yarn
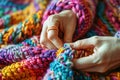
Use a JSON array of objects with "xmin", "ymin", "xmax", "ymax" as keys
[
  {"xmin": 44, "ymin": 44, "xmax": 75, "ymax": 80},
  {"xmin": 0, "ymin": 0, "xmax": 120, "ymax": 80},
  {"xmin": 18, "ymin": 36, "xmax": 40, "ymax": 47},
  {"xmin": 0, "ymin": 0, "xmax": 49, "ymax": 28},
  {"xmin": 84, "ymin": 0, "xmax": 120, "ymax": 38},
  {"xmin": 0, "ymin": 47, "xmax": 56, "ymax": 80},
  {"xmin": 42, "ymin": 0, "xmax": 97, "ymax": 41},
  {"xmin": 0, "ymin": 0, "xmax": 50, "ymax": 46},
  {"xmin": 0, "ymin": 45, "xmax": 43, "ymax": 66},
  {"xmin": 0, "ymin": 0, "xmax": 30, "ymax": 17},
  {"xmin": 0, "ymin": 11, "xmax": 41, "ymax": 45}
]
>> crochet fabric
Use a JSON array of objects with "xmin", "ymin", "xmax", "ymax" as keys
[{"xmin": 0, "ymin": 0, "xmax": 120, "ymax": 80}]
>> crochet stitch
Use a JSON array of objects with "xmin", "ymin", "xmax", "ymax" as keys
[
  {"xmin": 84, "ymin": 0, "xmax": 120, "ymax": 38},
  {"xmin": 0, "ymin": 0, "xmax": 50, "ymax": 46},
  {"xmin": 0, "ymin": 47, "xmax": 56, "ymax": 80},
  {"xmin": 0, "ymin": 0, "xmax": 120, "ymax": 80}
]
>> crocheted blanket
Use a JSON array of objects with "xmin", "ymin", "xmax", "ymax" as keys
[{"xmin": 0, "ymin": 0, "xmax": 120, "ymax": 80}]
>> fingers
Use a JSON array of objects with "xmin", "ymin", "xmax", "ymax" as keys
[
  {"xmin": 69, "ymin": 36, "xmax": 100, "ymax": 49},
  {"xmin": 73, "ymin": 52, "xmax": 109, "ymax": 73},
  {"xmin": 59, "ymin": 10, "xmax": 76, "ymax": 43},
  {"xmin": 40, "ymin": 21, "xmax": 57, "ymax": 49},
  {"xmin": 47, "ymin": 26, "xmax": 63, "ymax": 49},
  {"xmin": 40, "ymin": 14, "xmax": 63, "ymax": 49},
  {"xmin": 47, "ymin": 14, "xmax": 63, "ymax": 48},
  {"xmin": 40, "ymin": 10, "xmax": 77, "ymax": 49},
  {"xmin": 63, "ymin": 15, "xmax": 76, "ymax": 43},
  {"xmin": 47, "ymin": 14, "xmax": 60, "ymax": 27},
  {"xmin": 73, "ymin": 53, "xmax": 97, "ymax": 68}
]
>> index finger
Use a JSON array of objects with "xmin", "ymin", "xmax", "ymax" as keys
[
  {"xmin": 47, "ymin": 26, "xmax": 63, "ymax": 49},
  {"xmin": 69, "ymin": 36, "xmax": 98, "ymax": 49}
]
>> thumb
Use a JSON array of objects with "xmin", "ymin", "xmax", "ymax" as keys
[
  {"xmin": 69, "ymin": 37, "xmax": 97, "ymax": 50},
  {"xmin": 73, "ymin": 53, "xmax": 97, "ymax": 69},
  {"xmin": 47, "ymin": 14, "xmax": 60, "ymax": 27},
  {"xmin": 47, "ymin": 14, "xmax": 63, "ymax": 49}
]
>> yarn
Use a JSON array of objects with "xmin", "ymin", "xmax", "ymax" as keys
[
  {"xmin": 0, "ymin": 48, "xmax": 56, "ymax": 80},
  {"xmin": 84, "ymin": 0, "xmax": 120, "ymax": 38},
  {"xmin": 43, "ymin": 44, "xmax": 93, "ymax": 80},
  {"xmin": 0, "ymin": 0, "xmax": 120, "ymax": 80},
  {"xmin": 44, "ymin": 44, "xmax": 75, "ymax": 80},
  {"xmin": 0, "ymin": 0, "xmax": 49, "ymax": 46},
  {"xmin": 0, "ymin": 45, "xmax": 42, "ymax": 66},
  {"xmin": 42, "ymin": 0, "xmax": 97, "ymax": 41},
  {"xmin": 0, "ymin": 11, "xmax": 42, "ymax": 46},
  {"xmin": 0, "ymin": 0, "xmax": 30, "ymax": 17},
  {"xmin": 18, "ymin": 36, "xmax": 40, "ymax": 47}
]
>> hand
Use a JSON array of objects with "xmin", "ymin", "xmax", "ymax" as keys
[
  {"xmin": 70, "ymin": 36, "xmax": 120, "ymax": 73},
  {"xmin": 40, "ymin": 10, "xmax": 76, "ymax": 49}
]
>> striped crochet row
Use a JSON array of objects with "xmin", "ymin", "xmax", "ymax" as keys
[
  {"xmin": 0, "ymin": 0, "xmax": 120, "ymax": 80},
  {"xmin": 84, "ymin": 0, "xmax": 120, "ymax": 38},
  {"xmin": 0, "ymin": 0, "xmax": 30, "ymax": 18},
  {"xmin": 0, "ymin": 46, "xmax": 56, "ymax": 80},
  {"xmin": 0, "ymin": 0, "xmax": 49, "ymax": 46}
]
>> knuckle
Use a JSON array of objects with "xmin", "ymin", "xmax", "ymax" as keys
[
  {"xmin": 98, "ymin": 67, "xmax": 107, "ymax": 73},
  {"xmin": 40, "ymin": 39, "xmax": 46, "ymax": 45},
  {"xmin": 47, "ymin": 34, "xmax": 54, "ymax": 40},
  {"xmin": 91, "ymin": 36, "xmax": 100, "ymax": 44},
  {"xmin": 48, "ymin": 14, "xmax": 58, "ymax": 21}
]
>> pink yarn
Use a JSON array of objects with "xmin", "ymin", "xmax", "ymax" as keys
[{"xmin": 42, "ymin": 0, "xmax": 96, "ymax": 41}]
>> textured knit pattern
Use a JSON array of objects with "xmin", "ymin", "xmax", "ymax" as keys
[
  {"xmin": 0, "ymin": 0, "xmax": 49, "ymax": 47},
  {"xmin": 0, "ymin": 0, "xmax": 120, "ymax": 80},
  {"xmin": 42, "ymin": 0, "xmax": 97, "ymax": 41},
  {"xmin": 84, "ymin": 0, "xmax": 120, "ymax": 38}
]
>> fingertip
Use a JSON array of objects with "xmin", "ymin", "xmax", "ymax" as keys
[{"xmin": 66, "ymin": 43, "xmax": 74, "ymax": 49}]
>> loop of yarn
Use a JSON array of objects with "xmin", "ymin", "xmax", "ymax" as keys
[
  {"xmin": 44, "ymin": 44, "xmax": 75, "ymax": 80},
  {"xmin": 42, "ymin": 0, "xmax": 96, "ymax": 41}
]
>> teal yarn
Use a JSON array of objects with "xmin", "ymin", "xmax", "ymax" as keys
[
  {"xmin": 84, "ymin": 1, "xmax": 117, "ymax": 38},
  {"xmin": 97, "ymin": 1, "xmax": 116, "ymax": 35},
  {"xmin": 0, "ymin": 0, "xmax": 28, "ymax": 17},
  {"xmin": 1, "ymin": 14, "xmax": 11, "ymax": 27},
  {"xmin": 18, "ymin": 36, "xmax": 39, "ymax": 47},
  {"xmin": 44, "ymin": 44, "xmax": 75, "ymax": 80},
  {"xmin": 44, "ymin": 44, "xmax": 92, "ymax": 80}
]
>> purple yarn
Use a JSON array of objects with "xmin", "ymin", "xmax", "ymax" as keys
[{"xmin": 0, "ymin": 45, "xmax": 43, "ymax": 66}]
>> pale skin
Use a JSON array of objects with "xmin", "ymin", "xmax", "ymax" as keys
[
  {"xmin": 40, "ymin": 10, "xmax": 76, "ymax": 49},
  {"xmin": 70, "ymin": 36, "xmax": 120, "ymax": 73},
  {"xmin": 40, "ymin": 10, "xmax": 120, "ymax": 73}
]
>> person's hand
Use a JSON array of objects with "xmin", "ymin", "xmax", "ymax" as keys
[
  {"xmin": 40, "ymin": 10, "xmax": 76, "ymax": 49},
  {"xmin": 70, "ymin": 36, "xmax": 120, "ymax": 73}
]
